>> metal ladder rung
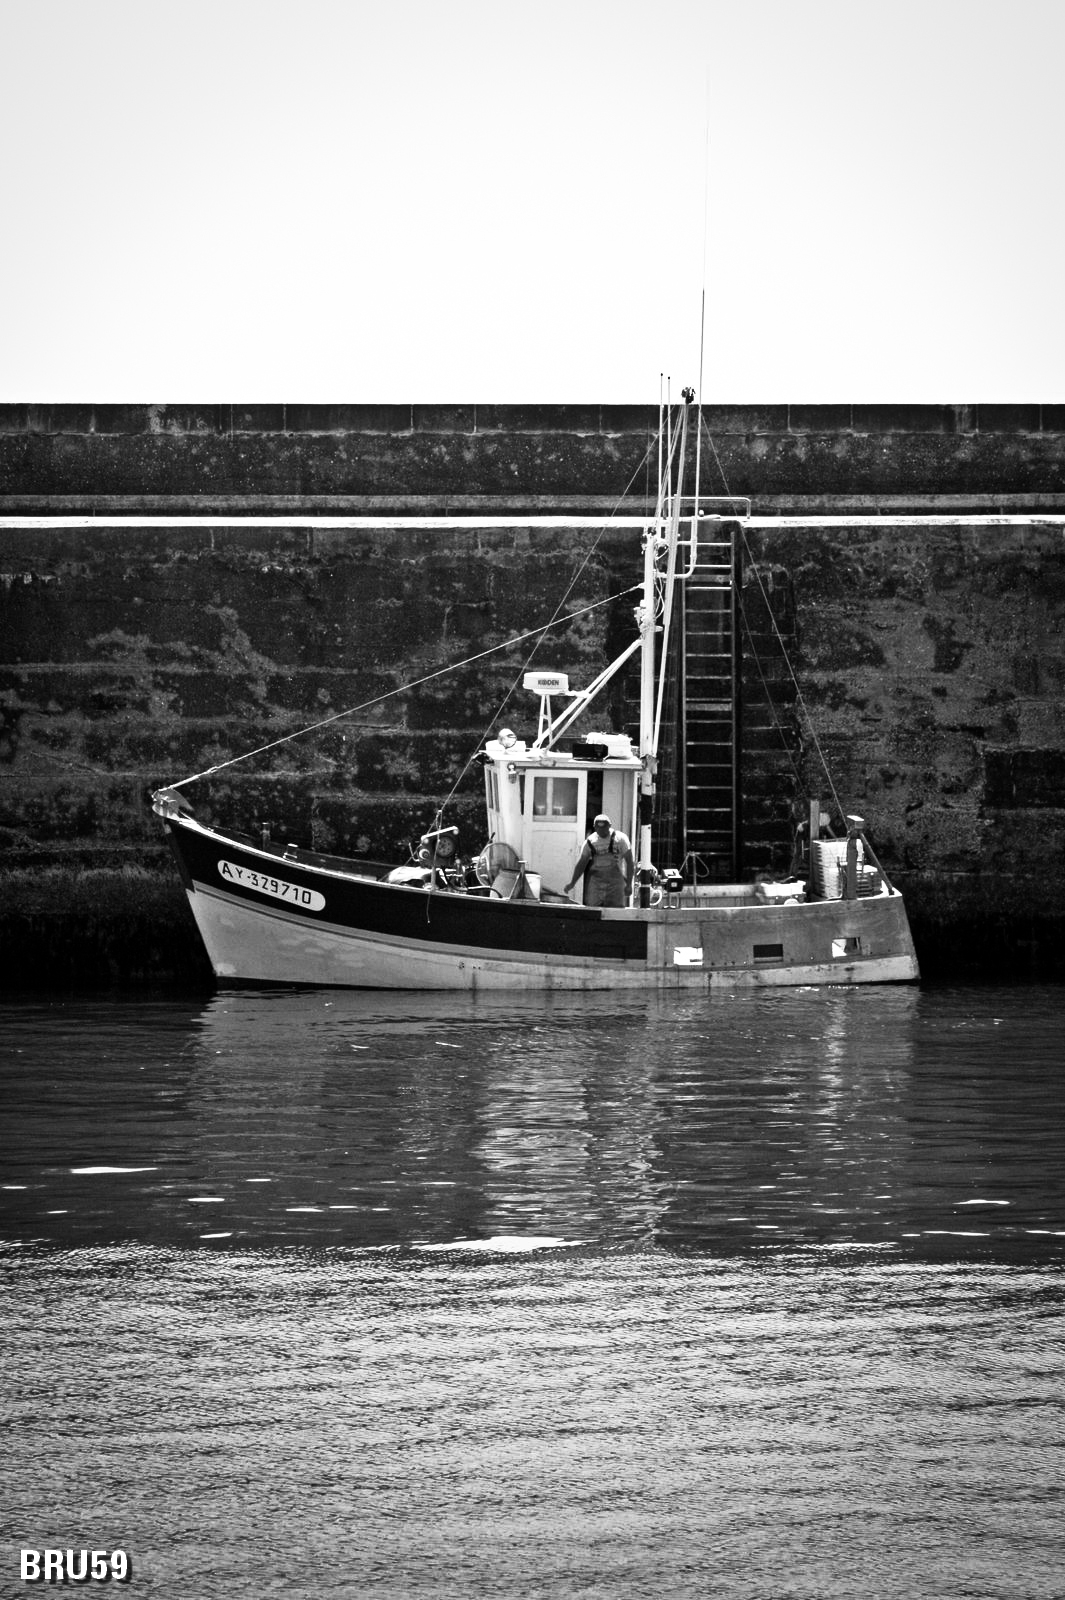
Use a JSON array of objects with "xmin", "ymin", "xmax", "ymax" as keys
[{"xmin": 679, "ymin": 524, "xmax": 737, "ymax": 875}]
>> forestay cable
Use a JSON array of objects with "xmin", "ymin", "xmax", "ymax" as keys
[{"xmin": 163, "ymin": 586, "xmax": 640, "ymax": 792}]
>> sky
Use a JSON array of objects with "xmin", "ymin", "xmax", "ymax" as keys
[{"xmin": 2, "ymin": 0, "xmax": 1062, "ymax": 403}]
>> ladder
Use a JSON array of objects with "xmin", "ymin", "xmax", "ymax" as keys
[{"xmin": 678, "ymin": 519, "xmax": 739, "ymax": 878}]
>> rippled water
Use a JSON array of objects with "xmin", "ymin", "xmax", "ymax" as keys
[{"xmin": 2, "ymin": 985, "xmax": 1064, "ymax": 1596}]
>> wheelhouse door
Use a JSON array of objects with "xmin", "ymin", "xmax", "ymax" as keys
[{"xmin": 525, "ymin": 771, "xmax": 587, "ymax": 896}]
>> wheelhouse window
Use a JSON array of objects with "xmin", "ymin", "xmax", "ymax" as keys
[{"xmin": 532, "ymin": 775, "xmax": 579, "ymax": 818}]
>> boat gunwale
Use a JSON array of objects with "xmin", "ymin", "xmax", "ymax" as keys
[{"xmin": 160, "ymin": 809, "xmax": 906, "ymax": 924}]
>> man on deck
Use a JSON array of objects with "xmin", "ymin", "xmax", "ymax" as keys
[{"xmin": 564, "ymin": 814, "xmax": 634, "ymax": 908}]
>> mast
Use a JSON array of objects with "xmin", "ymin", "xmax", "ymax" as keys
[{"xmin": 636, "ymin": 391, "xmax": 693, "ymax": 908}]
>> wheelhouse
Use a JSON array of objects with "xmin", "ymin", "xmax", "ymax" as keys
[{"xmin": 482, "ymin": 728, "xmax": 640, "ymax": 904}]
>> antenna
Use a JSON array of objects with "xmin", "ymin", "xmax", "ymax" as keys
[
  {"xmin": 652, "ymin": 371, "xmax": 658, "ymax": 508},
  {"xmin": 694, "ymin": 69, "xmax": 711, "ymax": 516}
]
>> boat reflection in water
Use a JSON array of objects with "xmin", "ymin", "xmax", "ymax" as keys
[
  {"xmin": 171, "ymin": 982, "xmax": 1033, "ymax": 1258},
  {"xmin": 8, "ymin": 983, "xmax": 1064, "ymax": 1260},
  {"xmin": 5, "ymin": 986, "xmax": 1064, "ymax": 1600}
]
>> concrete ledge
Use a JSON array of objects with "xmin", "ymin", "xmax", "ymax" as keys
[
  {"xmin": 6, "ymin": 491, "xmax": 1065, "ymax": 516},
  {"xmin": 4, "ymin": 402, "xmax": 1065, "ymax": 437},
  {"xmin": 5, "ymin": 432, "xmax": 1065, "ymax": 503}
]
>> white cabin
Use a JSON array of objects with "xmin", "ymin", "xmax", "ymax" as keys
[{"xmin": 482, "ymin": 730, "xmax": 641, "ymax": 902}]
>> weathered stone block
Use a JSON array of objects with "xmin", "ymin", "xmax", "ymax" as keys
[
  {"xmin": 976, "ymin": 404, "xmax": 1042, "ymax": 433},
  {"xmin": 984, "ymin": 749, "xmax": 1065, "ymax": 808},
  {"xmin": 851, "ymin": 404, "xmax": 957, "ymax": 435},
  {"xmin": 787, "ymin": 405, "xmax": 853, "ymax": 433},
  {"xmin": 285, "ymin": 404, "xmax": 413, "ymax": 434}
]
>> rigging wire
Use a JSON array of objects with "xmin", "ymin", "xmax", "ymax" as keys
[
  {"xmin": 699, "ymin": 410, "xmax": 733, "ymax": 498},
  {"xmin": 163, "ymin": 584, "xmax": 640, "ymax": 793},
  {"xmin": 433, "ymin": 431, "xmax": 666, "ymax": 821},
  {"xmin": 165, "ymin": 425, "xmax": 664, "ymax": 811},
  {"xmin": 737, "ymin": 597, "xmax": 815, "ymax": 802},
  {"xmin": 651, "ymin": 418, "xmax": 688, "ymax": 750},
  {"xmin": 694, "ymin": 409, "xmax": 848, "ymax": 820},
  {"xmin": 739, "ymin": 527, "xmax": 846, "ymax": 822},
  {"xmin": 694, "ymin": 72, "xmax": 711, "ymax": 518}
]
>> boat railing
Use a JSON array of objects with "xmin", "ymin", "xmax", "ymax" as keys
[
  {"xmin": 659, "ymin": 495, "xmax": 752, "ymax": 579},
  {"xmin": 671, "ymin": 495, "xmax": 752, "ymax": 520}
]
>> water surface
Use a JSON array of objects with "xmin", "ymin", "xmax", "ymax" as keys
[{"xmin": 2, "ymin": 985, "xmax": 1063, "ymax": 1597}]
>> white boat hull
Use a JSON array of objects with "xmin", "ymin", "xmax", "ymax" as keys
[
  {"xmin": 171, "ymin": 825, "xmax": 914, "ymax": 985},
  {"xmin": 194, "ymin": 883, "xmax": 917, "ymax": 989}
]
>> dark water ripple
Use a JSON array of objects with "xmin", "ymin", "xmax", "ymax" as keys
[
  {"xmin": 2, "ymin": 985, "xmax": 1064, "ymax": 1257},
  {"xmin": 2, "ymin": 985, "xmax": 1064, "ymax": 1596},
  {"xmin": 2, "ymin": 1249, "xmax": 1064, "ymax": 1598}
]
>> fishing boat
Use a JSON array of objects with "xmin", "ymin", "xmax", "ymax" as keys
[{"xmin": 152, "ymin": 393, "xmax": 919, "ymax": 990}]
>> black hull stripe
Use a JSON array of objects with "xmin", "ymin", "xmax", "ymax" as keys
[{"xmin": 169, "ymin": 819, "xmax": 648, "ymax": 963}]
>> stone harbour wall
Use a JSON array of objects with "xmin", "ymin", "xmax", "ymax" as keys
[
  {"xmin": 738, "ymin": 519, "xmax": 1065, "ymax": 976},
  {"xmin": 2, "ymin": 402, "xmax": 1064, "ymax": 987},
  {"xmin": 5, "ymin": 402, "xmax": 1065, "ymax": 505}
]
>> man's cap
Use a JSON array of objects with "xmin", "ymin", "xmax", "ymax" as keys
[{"xmin": 593, "ymin": 814, "xmax": 611, "ymax": 825}]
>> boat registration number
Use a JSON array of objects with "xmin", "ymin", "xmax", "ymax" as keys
[{"xmin": 218, "ymin": 860, "xmax": 325, "ymax": 912}]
